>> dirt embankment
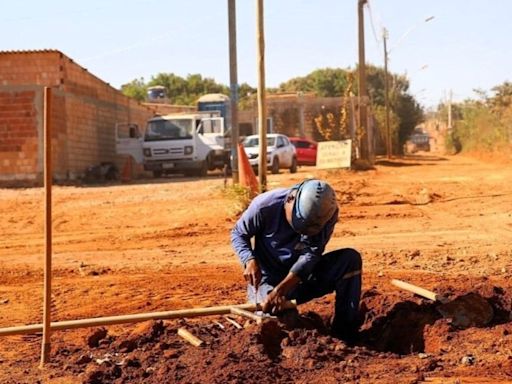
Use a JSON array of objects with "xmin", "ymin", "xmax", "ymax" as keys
[{"xmin": 0, "ymin": 153, "xmax": 512, "ymax": 383}]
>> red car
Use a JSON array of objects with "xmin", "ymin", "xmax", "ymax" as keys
[{"xmin": 289, "ymin": 137, "xmax": 317, "ymax": 166}]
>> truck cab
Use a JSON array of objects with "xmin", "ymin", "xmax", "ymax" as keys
[
  {"xmin": 116, "ymin": 93, "xmax": 232, "ymax": 178},
  {"xmin": 116, "ymin": 113, "xmax": 229, "ymax": 177},
  {"xmin": 143, "ymin": 113, "xmax": 227, "ymax": 177}
]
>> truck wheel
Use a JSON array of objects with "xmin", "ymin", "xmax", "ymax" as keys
[
  {"xmin": 271, "ymin": 157, "xmax": 279, "ymax": 174},
  {"xmin": 206, "ymin": 153, "xmax": 215, "ymax": 171},
  {"xmin": 153, "ymin": 170, "xmax": 162, "ymax": 178},
  {"xmin": 197, "ymin": 161, "xmax": 208, "ymax": 177},
  {"xmin": 289, "ymin": 157, "xmax": 297, "ymax": 174}
]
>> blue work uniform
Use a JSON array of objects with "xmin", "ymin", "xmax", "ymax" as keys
[{"xmin": 231, "ymin": 187, "xmax": 362, "ymax": 329}]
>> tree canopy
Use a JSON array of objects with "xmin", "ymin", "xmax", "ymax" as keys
[
  {"xmin": 121, "ymin": 73, "xmax": 229, "ymax": 105},
  {"xmin": 440, "ymin": 81, "xmax": 512, "ymax": 153}
]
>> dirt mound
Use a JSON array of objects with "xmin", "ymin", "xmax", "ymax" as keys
[{"xmin": 44, "ymin": 283, "xmax": 512, "ymax": 383}]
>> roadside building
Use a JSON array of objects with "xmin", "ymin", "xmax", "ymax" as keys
[{"xmin": 0, "ymin": 50, "xmax": 154, "ymax": 185}]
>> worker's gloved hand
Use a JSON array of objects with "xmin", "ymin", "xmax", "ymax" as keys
[
  {"xmin": 261, "ymin": 289, "xmax": 287, "ymax": 314},
  {"xmin": 243, "ymin": 259, "xmax": 261, "ymax": 289}
]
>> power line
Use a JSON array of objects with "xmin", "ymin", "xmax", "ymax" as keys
[{"xmin": 366, "ymin": 0, "xmax": 383, "ymax": 47}]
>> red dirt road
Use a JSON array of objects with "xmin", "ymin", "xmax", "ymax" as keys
[{"xmin": 0, "ymin": 153, "xmax": 512, "ymax": 383}]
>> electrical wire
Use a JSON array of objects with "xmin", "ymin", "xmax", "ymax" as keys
[{"xmin": 366, "ymin": 0, "xmax": 383, "ymax": 47}]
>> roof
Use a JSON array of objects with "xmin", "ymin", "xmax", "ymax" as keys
[
  {"xmin": 197, "ymin": 93, "xmax": 230, "ymax": 103},
  {"xmin": 0, "ymin": 49, "xmax": 63, "ymax": 56},
  {"xmin": 150, "ymin": 113, "xmax": 203, "ymax": 120}
]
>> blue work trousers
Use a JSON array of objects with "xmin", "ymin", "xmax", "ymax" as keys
[{"xmin": 248, "ymin": 248, "xmax": 362, "ymax": 325}]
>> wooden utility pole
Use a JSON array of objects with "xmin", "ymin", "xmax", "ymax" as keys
[
  {"xmin": 448, "ymin": 89, "xmax": 453, "ymax": 130},
  {"xmin": 383, "ymin": 28, "xmax": 392, "ymax": 158},
  {"xmin": 40, "ymin": 87, "xmax": 53, "ymax": 365},
  {"xmin": 228, "ymin": 0, "xmax": 239, "ymax": 183},
  {"xmin": 256, "ymin": 0, "xmax": 267, "ymax": 191},
  {"xmin": 357, "ymin": 0, "xmax": 369, "ymax": 161}
]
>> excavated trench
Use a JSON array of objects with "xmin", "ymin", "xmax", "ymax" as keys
[{"xmin": 359, "ymin": 286, "xmax": 510, "ymax": 355}]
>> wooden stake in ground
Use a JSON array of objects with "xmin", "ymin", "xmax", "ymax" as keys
[
  {"xmin": 224, "ymin": 316, "xmax": 243, "ymax": 329},
  {"xmin": 391, "ymin": 279, "xmax": 448, "ymax": 303},
  {"xmin": 177, "ymin": 328, "xmax": 203, "ymax": 347},
  {"xmin": 230, "ymin": 307, "xmax": 264, "ymax": 324},
  {"xmin": 40, "ymin": 87, "xmax": 53, "ymax": 366},
  {"xmin": 213, "ymin": 321, "xmax": 225, "ymax": 330}
]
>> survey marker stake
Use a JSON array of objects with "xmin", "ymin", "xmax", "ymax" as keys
[
  {"xmin": 177, "ymin": 328, "xmax": 203, "ymax": 347},
  {"xmin": 224, "ymin": 316, "xmax": 243, "ymax": 329},
  {"xmin": 230, "ymin": 307, "xmax": 264, "ymax": 324},
  {"xmin": 213, "ymin": 321, "xmax": 225, "ymax": 330}
]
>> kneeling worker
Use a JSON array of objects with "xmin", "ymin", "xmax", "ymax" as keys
[{"xmin": 231, "ymin": 179, "xmax": 362, "ymax": 341}]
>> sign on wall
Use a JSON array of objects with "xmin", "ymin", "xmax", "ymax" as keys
[{"xmin": 316, "ymin": 140, "xmax": 352, "ymax": 169}]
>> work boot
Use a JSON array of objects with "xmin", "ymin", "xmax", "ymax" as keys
[{"xmin": 330, "ymin": 317, "xmax": 360, "ymax": 345}]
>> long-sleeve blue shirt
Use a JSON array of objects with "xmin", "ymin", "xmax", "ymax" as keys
[{"xmin": 231, "ymin": 188, "xmax": 338, "ymax": 282}]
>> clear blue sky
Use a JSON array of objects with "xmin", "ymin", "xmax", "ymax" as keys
[{"xmin": 1, "ymin": 0, "xmax": 511, "ymax": 108}]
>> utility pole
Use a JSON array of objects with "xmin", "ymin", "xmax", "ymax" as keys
[
  {"xmin": 447, "ymin": 89, "xmax": 453, "ymax": 130},
  {"xmin": 383, "ymin": 28, "xmax": 391, "ymax": 158},
  {"xmin": 256, "ymin": 0, "xmax": 267, "ymax": 191},
  {"xmin": 228, "ymin": 0, "xmax": 239, "ymax": 183},
  {"xmin": 357, "ymin": 0, "xmax": 370, "ymax": 162}
]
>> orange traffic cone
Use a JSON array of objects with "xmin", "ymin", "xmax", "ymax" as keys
[
  {"xmin": 120, "ymin": 156, "xmax": 133, "ymax": 183},
  {"xmin": 237, "ymin": 143, "xmax": 259, "ymax": 196}
]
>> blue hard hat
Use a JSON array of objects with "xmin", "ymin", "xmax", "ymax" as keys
[{"xmin": 290, "ymin": 179, "xmax": 337, "ymax": 235}]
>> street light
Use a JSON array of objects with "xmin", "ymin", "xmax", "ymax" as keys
[
  {"xmin": 390, "ymin": 16, "xmax": 435, "ymax": 53},
  {"xmin": 383, "ymin": 16, "xmax": 434, "ymax": 159}
]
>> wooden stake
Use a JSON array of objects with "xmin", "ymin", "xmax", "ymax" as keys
[
  {"xmin": 230, "ymin": 307, "xmax": 264, "ymax": 324},
  {"xmin": 391, "ymin": 279, "xmax": 448, "ymax": 303},
  {"xmin": 0, "ymin": 300, "xmax": 296, "ymax": 337},
  {"xmin": 224, "ymin": 316, "xmax": 243, "ymax": 329},
  {"xmin": 177, "ymin": 328, "xmax": 203, "ymax": 347},
  {"xmin": 40, "ymin": 87, "xmax": 53, "ymax": 366},
  {"xmin": 213, "ymin": 321, "xmax": 225, "ymax": 330}
]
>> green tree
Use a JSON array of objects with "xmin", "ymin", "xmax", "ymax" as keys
[
  {"xmin": 489, "ymin": 81, "xmax": 512, "ymax": 111},
  {"xmin": 278, "ymin": 68, "xmax": 350, "ymax": 97},
  {"xmin": 121, "ymin": 73, "xmax": 229, "ymax": 105},
  {"xmin": 439, "ymin": 82, "xmax": 512, "ymax": 154},
  {"xmin": 238, "ymin": 82, "xmax": 257, "ymax": 110},
  {"xmin": 120, "ymin": 78, "xmax": 147, "ymax": 102}
]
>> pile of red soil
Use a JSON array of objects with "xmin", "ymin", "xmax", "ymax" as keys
[{"xmin": 43, "ymin": 282, "xmax": 512, "ymax": 383}]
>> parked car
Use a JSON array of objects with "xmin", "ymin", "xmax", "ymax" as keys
[
  {"xmin": 405, "ymin": 128, "xmax": 431, "ymax": 153},
  {"xmin": 289, "ymin": 137, "xmax": 318, "ymax": 166},
  {"xmin": 242, "ymin": 133, "xmax": 297, "ymax": 174}
]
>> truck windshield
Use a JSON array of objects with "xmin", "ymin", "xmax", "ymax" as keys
[{"xmin": 145, "ymin": 119, "xmax": 193, "ymax": 141}]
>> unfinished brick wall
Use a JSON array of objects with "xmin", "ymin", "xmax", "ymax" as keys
[
  {"xmin": 142, "ymin": 103, "xmax": 196, "ymax": 116},
  {"xmin": 238, "ymin": 95, "xmax": 358, "ymax": 140},
  {"xmin": 0, "ymin": 50, "xmax": 154, "ymax": 184},
  {"xmin": 0, "ymin": 87, "xmax": 41, "ymax": 182}
]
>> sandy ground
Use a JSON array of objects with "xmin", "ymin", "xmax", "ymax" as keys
[{"xmin": 0, "ymin": 153, "xmax": 512, "ymax": 383}]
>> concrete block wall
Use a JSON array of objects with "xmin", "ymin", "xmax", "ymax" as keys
[{"xmin": 0, "ymin": 50, "xmax": 154, "ymax": 184}]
